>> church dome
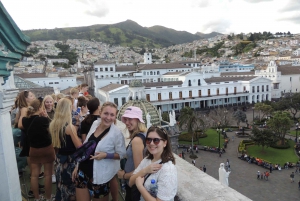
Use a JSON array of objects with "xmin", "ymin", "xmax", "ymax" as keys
[{"xmin": 117, "ymin": 99, "xmax": 161, "ymax": 127}]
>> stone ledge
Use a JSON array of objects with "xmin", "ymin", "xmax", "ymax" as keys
[{"xmin": 175, "ymin": 155, "xmax": 252, "ymax": 201}]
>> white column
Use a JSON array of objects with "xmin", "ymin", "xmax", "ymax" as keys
[{"xmin": 0, "ymin": 87, "xmax": 21, "ymax": 201}]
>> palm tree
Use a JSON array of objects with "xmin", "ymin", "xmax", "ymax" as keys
[{"xmin": 178, "ymin": 107, "xmax": 201, "ymax": 158}]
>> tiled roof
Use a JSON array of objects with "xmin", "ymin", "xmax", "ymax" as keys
[
  {"xmin": 138, "ymin": 63, "xmax": 191, "ymax": 70},
  {"xmin": 205, "ymin": 77, "xmax": 254, "ymax": 83},
  {"xmin": 115, "ymin": 65, "xmax": 136, "ymax": 72},
  {"xmin": 220, "ymin": 72, "xmax": 255, "ymax": 76},
  {"xmin": 144, "ymin": 81, "xmax": 183, "ymax": 87},
  {"xmin": 94, "ymin": 60, "xmax": 115, "ymax": 65},
  {"xmin": 99, "ymin": 83, "xmax": 126, "ymax": 92},
  {"xmin": 17, "ymin": 73, "xmax": 47, "ymax": 78},
  {"xmin": 277, "ymin": 66, "xmax": 300, "ymax": 75}
]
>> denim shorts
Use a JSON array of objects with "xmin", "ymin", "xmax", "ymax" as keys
[{"xmin": 75, "ymin": 170, "xmax": 110, "ymax": 198}]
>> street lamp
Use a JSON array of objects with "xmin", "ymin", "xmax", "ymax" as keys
[
  {"xmin": 296, "ymin": 125, "xmax": 299, "ymax": 143},
  {"xmin": 252, "ymin": 107, "xmax": 255, "ymax": 126},
  {"xmin": 216, "ymin": 123, "xmax": 221, "ymax": 150}
]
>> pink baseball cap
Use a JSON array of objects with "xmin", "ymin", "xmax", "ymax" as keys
[{"xmin": 121, "ymin": 106, "xmax": 145, "ymax": 123}]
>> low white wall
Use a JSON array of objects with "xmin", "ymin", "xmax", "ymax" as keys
[{"xmin": 175, "ymin": 155, "xmax": 252, "ymax": 201}]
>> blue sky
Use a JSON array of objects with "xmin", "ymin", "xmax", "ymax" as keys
[{"xmin": 1, "ymin": 0, "xmax": 299, "ymax": 34}]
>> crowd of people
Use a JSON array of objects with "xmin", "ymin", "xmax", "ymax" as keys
[{"xmin": 11, "ymin": 84, "xmax": 178, "ymax": 201}]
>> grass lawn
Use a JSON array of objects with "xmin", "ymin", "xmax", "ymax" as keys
[
  {"xmin": 247, "ymin": 140, "xmax": 299, "ymax": 165},
  {"xmin": 179, "ymin": 129, "xmax": 226, "ymax": 148}
]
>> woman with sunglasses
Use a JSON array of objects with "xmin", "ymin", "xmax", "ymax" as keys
[
  {"xmin": 129, "ymin": 126, "xmax": 177, "ymax": 201},
  {"xmin": 72, "ymin": 102, "xmax": 126, "ymax": 201},
  {"xmin": 117, "ymin": 106, "xmax": 147, "ymax": 201}
]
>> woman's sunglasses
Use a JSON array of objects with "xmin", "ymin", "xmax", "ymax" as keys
[{"xmin": 146, "ymin": 138, "xmax": 165, "ymax": 145}]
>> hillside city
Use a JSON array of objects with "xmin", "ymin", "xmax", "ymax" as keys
[{"xmin": 16, "ymin": 32, "xmax": 300, "ymax": 77}]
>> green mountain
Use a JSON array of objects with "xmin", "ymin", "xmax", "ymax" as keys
[{"xmin": 23, "ymin": 20, "xmax": 222, "ymax": 48}]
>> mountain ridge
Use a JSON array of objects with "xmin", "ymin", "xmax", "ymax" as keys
[{"xmin": 23, "ymin": 20, "xmax": 223, "ymax": 47}]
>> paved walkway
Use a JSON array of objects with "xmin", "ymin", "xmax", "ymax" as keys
[{"xmin": 182, "ymin": 130, "xmax": 300, "ymax": 201}]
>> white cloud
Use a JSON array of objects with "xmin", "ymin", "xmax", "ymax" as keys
[{"xmin": 1, "ymin": 0, "xmax": 299, "ymax": 34}]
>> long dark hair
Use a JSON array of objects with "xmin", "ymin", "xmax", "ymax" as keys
[
  {"xmin": 145, "ymin": 126, "xmax": 175, "ymax": 165},
  {"xmin": 82, "ymin": 98, "xmax": 100, "ymax": 125}
]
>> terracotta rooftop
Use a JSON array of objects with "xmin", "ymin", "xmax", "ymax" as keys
[
  {"xmin": 277, "ymin": 66, "xmax": 300, "ymax": 75},
  {"xmin": 205, "ymin": 76, "xmax": 254, "ymax": 83},
  {"xmin": 99, "ymin": 83, "xmax": 126, "ymax": 92},
  {"xmin": 220, "ymin": 72, "xmax": 255, "ymax": 76},
  {"xmin": 115, "ymin": 65, "xmax": 136, "ymax": 72},
  {"xmin": 138, "ymin": 63, "xmax": 191, "ymax": 70},
  {"xmin": 144, "ymin": 81, "xmax": 183, "ymax": 88},
  {"xmin": 94, "ymin": 60, "xmax": 115, "ymax": 65},
  {"xmin": 17, "ymin": 73, "xmax": 47, "ymax": 78}
]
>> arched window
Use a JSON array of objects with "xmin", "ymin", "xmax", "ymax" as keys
[
  {"xmin": 157, "ymin": 71, "xmax": 160, "ymax": 75},
  {"xmin": 188, "ymin": 80, "xmax": 191, "ymax": 86},
  {"xmin": 154, "ymin": 72, "xmax": 156, "ymax": 75},
  {"xmin": 147, "ymin": 72, "xmax": 149, "ymax": 75},
  {"xmin": 198, "ymin": 79, "xmax": 201, "ymax": 86},
  {"xmin": 150, "ymin": 71, "xmax": 153, "ymax": 75}
]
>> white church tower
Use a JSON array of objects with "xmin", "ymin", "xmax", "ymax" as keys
[{"xmin": 144, "ymin": 53, "xmax": 152, "ymax": 64}]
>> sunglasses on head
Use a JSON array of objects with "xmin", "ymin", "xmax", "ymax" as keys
[
  {"xmin": 146, "ymin": 137, "xmax": 165, "ymax": 145},
  {"xmin": 150, "ymin": 126, "xmax": 168, "ymax": 136}
]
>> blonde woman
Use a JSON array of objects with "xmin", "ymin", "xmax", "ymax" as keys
[
  {"xmin": 49, "ymin": 98, "xmax": 82, "ymax": 201},
  {"xmin": 117, "ymin": 106, "xmax": 147, "ymax": 201},
  {"xmin": 70, "ymin": 87, "xmax": 79, "ymax": 111},
  {"xmin": 72, "ymin": 102, "xmax": 126, "ymax": 201},
  {"xmin": 42, "ymin": 95, "xmax": 57, "ymax": 183},
  {"xmin": 42, "ymin": 95, "xmax": 55, "ymax": 121}
]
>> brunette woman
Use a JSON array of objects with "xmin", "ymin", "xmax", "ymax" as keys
[
  {"xmin": 22, "ymin": 99, "xmax": 55, "ymax": 201},
  {"xmin": 49, "ymin": 98, "xmax": 82, "ymax": 201},
  {"xmin": 129, "ymin": 126, "xmax": 177, "ymax": 201},
  {"xmin": 117, "ymin": 106, "xmax": 147, "ymax": 201},
  {"xmin": 72, "ymin": 102, "xmax": 126, "ymax": 201}
]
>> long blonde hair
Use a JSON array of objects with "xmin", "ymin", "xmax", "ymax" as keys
[
  {"xmin": 49, "ymin": 98, "xmax": 74, "ymax": 148},
  {"xmin": 42, "ymin": 95, "xmax": 54, "ymax": 111},
  {"xmin": 130, "ymin": 122, "xmax": 147, "ymax": 139}
]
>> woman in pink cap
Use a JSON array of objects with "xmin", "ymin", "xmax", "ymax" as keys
[{"xmin": 117, "ymin": 106, "xmax": 147, "ymax": 201}]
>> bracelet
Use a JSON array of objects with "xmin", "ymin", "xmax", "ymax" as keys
[
  {"xmin": 123, "ymin": 172, "xmax": 126, "ymax": 180},
  {"xmin": 105, "ymin": 153, "xmax": 114, "ymax": 159}
]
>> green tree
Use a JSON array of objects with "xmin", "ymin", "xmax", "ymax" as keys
[
  {"xmin": 284, "ymin": 93, "xmax": 300, "ymax": 120},
  {"xmin": 251, "ymin": 127, "xmax": 276, "ymax": 152},
  {"xmin": 268, "ymin": 111, "xmax": 293, "ymax": 145},
  {"xmin": 254, "ymin": 103, "xmax": 273, "ymax": 121},
  {"xmin": 178, "ymin": 107, "xmax": 201, "ymax": 158},
  {"xmin": 162, "ymin": 112, "xmax": 169, "ymax": 122},
  {"xmin": 233, "ymin": 109, "xmax": 247, "ymax": 126}
]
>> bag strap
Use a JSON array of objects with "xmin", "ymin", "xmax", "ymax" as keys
[
  {"xmin": 143, "ymin": 161, "xmax": 163, "ymax": 185},
  {"xmin": 126, "ymin": 133, "xmax": 145, "ymax": 150}
]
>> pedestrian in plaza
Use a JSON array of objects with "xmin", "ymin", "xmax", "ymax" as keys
[
  {"xmin": 265, "ymin": 171, "xmax": 270, "ymax": 181},
  {"xmin": 219, "ymin": 151, "xmax": 222, "ymax": 157},
  {"xmin": 290, "ymin": 172, "xmax": 295, "ymax": 183},
  {"xmin": 203, "ymin": 165, "xmax": 206, "ymax": 173},
  {"xmin": 269, "ymin": 163, "xmax": 273, "ymax": 173},
  {"xmin": 192, "ymin": 159, "xmax": 196, "ymax": 166},
  {"xmin": 182, "ymin": 151, "xmax": 185, "ymax": 159},
  {"xmin": 260, "ymin": 172, "xmax": 263, "ymax": 180},
  {"xmin": 257, "ymin": 171, "xmax": 260, "ymax": 179}
]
